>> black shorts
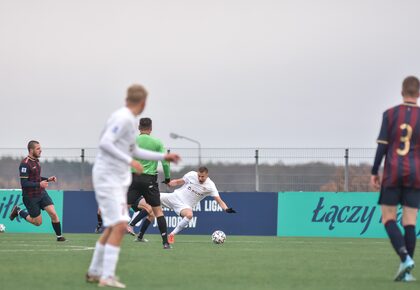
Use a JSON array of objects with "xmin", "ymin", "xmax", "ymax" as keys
[
  {"xmin": 22, "ymin": 191, "xmax": 54, "ymax": 218},
  {"xmin": 127, "ymin": 174, "xmax": 160, "ymax": 207},
  {"xmin": 379, "ymin": 187, "xmax": 420, "ymax": 209}
]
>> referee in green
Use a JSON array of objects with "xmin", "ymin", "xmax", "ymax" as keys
[{"xmin": 127, "ymin": 117, "xmax": 172, "ymax": 249}]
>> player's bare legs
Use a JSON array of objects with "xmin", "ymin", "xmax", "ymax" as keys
[
  {"xmin": 106, "ymin": 222, "xmax": 127, "ymax": 246},
  {"xmin": 44, "ymin": 204, "xmax": 65, "ymax": 241},
  {"xmin": 88, "ymin": 222, "xmax": 127, "ymax": 287},
  {"xmin": 134, "ymin": 200, "xmax": 155, "ymax": 242},
  {"xmin": 381, "ymin": 205, "xmax": 415, "ymax": 281},
  {"xmin": 381, "ymin": 205, "xmax": 397, "ymax": 224},
  {"xmin": 22, "ymin": 214, "xmax": 43, "ymax": 226},
  {"xmin": 10, "ymin": 204, "xmax": 65, "ymax": 241},
  {"xmin": 168, "ymin": 208, "xmax": 193, "ymax": 244}
]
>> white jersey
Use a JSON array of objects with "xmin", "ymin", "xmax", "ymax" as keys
[
  {"xmin": 173, "ymin": 171, "xmax": 219, "ymax": 208},
  {"xmin": 93, "ymin": 107, "xmax": 137, "ymax": 187}
]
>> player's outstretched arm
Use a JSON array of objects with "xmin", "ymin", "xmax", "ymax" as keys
[
  {"xmin": 168, "ymin": 178, "xmax": 185, "ymax": 187},
  {"xmin": 213, "ymin": 196, "xmax": 236, "ymax": 213}
]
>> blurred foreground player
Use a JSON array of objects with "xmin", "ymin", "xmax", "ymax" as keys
[
  {"xmin": 371, "ymin": 76, "xmax": 420, "ymax": 282},
  {"xmin": 162, "ymin": 167, "xmax": 236, "ymax": 244},
  {"xmin": 86, "ymin": 84, "xmax": 180, "ymax": 288},
  {"xmin": 9, "ymin": 140, "xmax": 65, "ymax": 241}
]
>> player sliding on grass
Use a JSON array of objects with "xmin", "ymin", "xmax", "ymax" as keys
[
  {"xmin": 86, "ymin": 84, "xmax": 180, "ymax": 288},
  {"xmin": 161, "ymin": 167, "xmax": 236, "ymax": 244},
  {"xmin": 9, "ymin": 140, "xmax": 65, "ymax": 242},
  {"xmin": 371, "ymin": 76, "xmax": 420, "ymax": 282}
]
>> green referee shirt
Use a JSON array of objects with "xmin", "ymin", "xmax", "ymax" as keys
[{"xmin": 132, "ymin": 134, "xmax": 170, "ymax": 179}]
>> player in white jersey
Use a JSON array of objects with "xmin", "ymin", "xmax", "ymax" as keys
[
  {"xmin": 161, "ymin": 166, "xmax": 236, "ymax": 244},
  {"xmin": 86, "ymin": 84, "xmax": 180, "ymax": 288}
]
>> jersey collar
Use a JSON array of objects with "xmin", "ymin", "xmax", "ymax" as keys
[
  {"xmin": 402, "ymin": 102, "xmax": 418, "ymax": 107},
  {"xmin": 27, "ymin": 155, "xmax": 38, "ymax": 162}
]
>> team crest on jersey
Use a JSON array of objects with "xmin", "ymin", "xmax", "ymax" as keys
[{"xmin": 21, "ymin": 167, "xmax": 27, "ymax": 173}]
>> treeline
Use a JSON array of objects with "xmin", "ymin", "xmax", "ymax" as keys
[{"xmin": 0, "ymin": 157, "xmax": 373, "ymax": 192}]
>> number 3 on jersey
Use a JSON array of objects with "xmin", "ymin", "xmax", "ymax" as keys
[{"xmin": 397, "ymin": 123, "xmax": 413, "ymax": 156}]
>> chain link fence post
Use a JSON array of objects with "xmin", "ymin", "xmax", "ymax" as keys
[
  {"xmin": 344, "ymin": 148, "xmax": 349, "ymax": 192},
  {"xmin": 80, "ymin": 148, "xmax": 85, "ymax": 191},
  {"xmin": 255, "ymin": 149, "xmax": 260, "ymax": 192}
]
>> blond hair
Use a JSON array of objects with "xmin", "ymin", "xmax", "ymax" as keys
[{"xmin": 126, "ymin": 84, "xmax": 148, "ymax": 104}]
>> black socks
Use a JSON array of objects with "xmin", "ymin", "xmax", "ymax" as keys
[
  {"xmin": 384, "ymin": 220, "xmax": 408, "ymax": 262},
  {"xmin": 52, "ymin": 222, "xmax": 62, "ymax": 237},
  {"xmin": 138, "ymin": 219, "xmax": 152, "ymax": 240},
  {"xmin": 97, "ymin": 213, "xmax": 103, "ymax": 227},
  {"xmin": 156, "ymin": 216, "xmax": 168, "ymax": 244},
  {"xmin": 404, "ymin": 225, "xmax": 416, "ymax": 258},
  {"xmin": 19, "ymin": 210, "xmax": 29, "ymax": 220},
  {"xmin": 129, "ymin": 210, "xmax": 148, "ymax": 227}
]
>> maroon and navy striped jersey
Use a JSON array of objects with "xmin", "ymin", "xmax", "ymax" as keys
[
  {"xmin": 377, "ymin": 102, "xmax": 420, "ymax": 188},
  {"xmin": 19, "ymin": 156, "xmax": 48, "ymax": 197}
]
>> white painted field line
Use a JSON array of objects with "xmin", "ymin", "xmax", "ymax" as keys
[{"xmin": 0, "ymin": 245, "xmax": 94, "ymax": 252}]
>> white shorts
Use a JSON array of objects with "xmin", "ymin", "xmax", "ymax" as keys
[
  {"xmin": 95, "ymin": 186, "xmax": 130, "ymax": 227},
  {"xmin": 160, "ymin": 193, "xmax": 192, "ymax": 216}
]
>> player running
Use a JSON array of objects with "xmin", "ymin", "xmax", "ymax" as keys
[
  {"xmin": 162, "ymin": 167, "xmax": 236, "ymax": 244},
  {"xmin": 371, "ymin": 76, "xmax": 420, "ymax": 282},
  {"xmin": 9, "ymin": 140, "xmax": 65, "ymax": 241},
  {"xmin": 86, "ymin": 84, "xmax": 180, "ymax": 288},
  {"xmin": 126, "ymin": 117, "xmax": 172, "ymax": 247}
]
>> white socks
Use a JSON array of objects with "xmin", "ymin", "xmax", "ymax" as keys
[
  {"xmin": 101, "ymin": 244, "xmax": 121, "ymax": 280},
  {"xmin": 88, "ymin": 242, "xmax": 105, "ymax": 276},
  {"xmin": 171, "ymin": 217, "xmax": 191, "ymax": 235}
]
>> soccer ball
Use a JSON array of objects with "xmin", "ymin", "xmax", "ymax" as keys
[
  {"xmin": 0, "ymin": 224, "xmax": 6, "ymax": 233},
  {"xmin": 211, "ymin": 230, "xmax": 226, "ymax": 244}
]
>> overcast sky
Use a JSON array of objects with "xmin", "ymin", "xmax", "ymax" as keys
[{"xmin": 1, "ymin": 0, "xmax": 420, "ymax": 149}]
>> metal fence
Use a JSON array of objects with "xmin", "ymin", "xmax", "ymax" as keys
[{"xmin": 0, "ymin": 148, "xmax": 376, "ymax": 192}]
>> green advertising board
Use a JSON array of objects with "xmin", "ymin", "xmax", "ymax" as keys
[
  {"xmin": 277, "ymin": 192, "xmax": 420, "ymax": 238},
  {"xmin": 0, "ymin": 189, "xmax": 64, "ymax": 233}
]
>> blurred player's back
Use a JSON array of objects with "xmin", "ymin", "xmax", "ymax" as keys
[{"xmin": 94, "ymin": 106, "xmax": 136, "ymax": 188}]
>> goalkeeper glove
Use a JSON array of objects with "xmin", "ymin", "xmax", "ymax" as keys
[
  {"xmin": 225, "ymin": 208, "xmax": 236, "ymax": 213},
  {"xmin": 162, "ymin": 178, "xmax": 171, "ymax": 184}
]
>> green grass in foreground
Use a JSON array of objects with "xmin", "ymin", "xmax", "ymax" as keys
[{"xmin": 0, "ymin": 233, "xmax": 418, "ymax": 290}]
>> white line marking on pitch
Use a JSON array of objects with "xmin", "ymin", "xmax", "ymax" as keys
[{"xmin": 0, "ymin": 245, "xmax": 94, "ymax": 252}]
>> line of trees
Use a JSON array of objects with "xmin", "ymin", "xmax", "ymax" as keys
[{"xmin": 0, "ymin": 157, "xmax": 374, "ymax": 192}]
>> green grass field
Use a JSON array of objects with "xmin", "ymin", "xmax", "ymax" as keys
[{"xmin": 0, "ymin": 233, "xmax": 418, "ymax": 290}]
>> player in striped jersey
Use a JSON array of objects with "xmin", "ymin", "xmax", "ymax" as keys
[{"xmin": 371, "ymin": 76, "xmax": 420, "ymax": 282}]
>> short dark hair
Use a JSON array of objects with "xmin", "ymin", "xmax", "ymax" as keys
[
  {"xmin": 198, "ymin": 166, "xmax": 208, "ymax": 173},
  {"xmin": 139, "ymin": 118, "xmax": 152, "ymax": 130},
  {"xmin": 402, "ymin": 76, "xmax": 420, "ymax": 97},
  {"xmin": 27, "ymin": 140, "xmax": 39, "ymax": 152}
]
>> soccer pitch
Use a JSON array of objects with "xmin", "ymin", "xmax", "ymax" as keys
[{"xmin": 0, "ymin": 234, "xmax": 418, "ymax": 290}]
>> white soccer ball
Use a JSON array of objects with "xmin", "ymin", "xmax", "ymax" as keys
[
  {"xmin": 0, "ymin": 224, "xmax": 6, "ymax": 233},
  {"xmin": 211, "ymin": 230, "xmax": 226, "ymax": 244}
]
